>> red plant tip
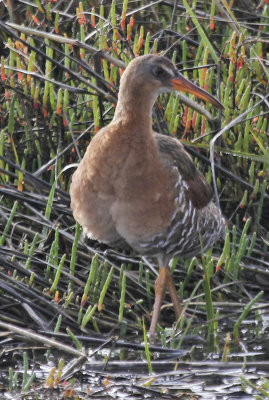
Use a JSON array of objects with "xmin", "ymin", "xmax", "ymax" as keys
[
  {"xmin": 237, "ymin": 56, "xmax": 244, "ymax": 69},
  {"xmin": 183, "ymin": 106, "xmax": 188, "ymax": 124},
  {"xmin": 130, "ymin": 16, "xmax": 135, "ymax": 28},
  {"xmin": 216, "ymin": 265, "xmax": 221, "ymax": 272},
  {"xmin": 78, "ymin": 14, "xmax": 86, "ymax": 25},
  {"xmin": 192, "ymin": 112, "xmax": 197, "ymax": 129},
  {"xmin": 183, "ymin": 120, "xmax": 191, "ymax": 137},
  {"xmin": 210, "ymin": 18, "xmax": 215, "ymax": 30},
  {"xmin": 5, "ymin": 90, "xmax": 11, "ymax": 100},
  {"xmin": 32, "ymin": 15, "xmax": 40, "ymax": 25},
  {"xmin": 54, "ymin": 291, "xmax": 60, "ymax": 302},
  {"xmin": 91, "ymin": 12, "xmax": 96, "ymax": 28},
  {"xmin": 113, "ymin": 44, "xmax": 118, "ymax": 55},
  {"xmin": 121, "ymin": 12, "xmax": 126, "ymax": 29},
  {"xmin": 54, "ymin": 378, "xmax": 60, "ymax": 385}
]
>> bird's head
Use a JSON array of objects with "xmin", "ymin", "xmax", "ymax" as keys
[{"xmin": 120, "ymin": 54, "xmax": 224, "ymax": 110}]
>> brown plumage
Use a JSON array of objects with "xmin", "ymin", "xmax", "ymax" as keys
[{"xmin": 70, "ymin": 54, "xmax": 226, "ymax": 340}]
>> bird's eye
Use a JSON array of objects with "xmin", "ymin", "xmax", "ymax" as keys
[{"xmin": 152, "ymin": 66, "xmax": 166, "ymax": 79}]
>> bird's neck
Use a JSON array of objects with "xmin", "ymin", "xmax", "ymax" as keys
[{"xmin": 113, "ymin": 85, "xmax": 157, "ymax": 134}]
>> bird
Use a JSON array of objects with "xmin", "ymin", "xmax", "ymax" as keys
[{"xmin": 70, "ymin": 54, "xmax": 226, "ymax": 341}]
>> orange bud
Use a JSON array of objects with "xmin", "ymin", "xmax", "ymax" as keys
[{"xmin": 32, "ymin": 15, "xmax": 40, "ymax": 25}]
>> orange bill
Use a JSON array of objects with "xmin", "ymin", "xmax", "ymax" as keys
[{"xmin": 170, "ymin": 73, "xmax": 224, "ymax": 110}]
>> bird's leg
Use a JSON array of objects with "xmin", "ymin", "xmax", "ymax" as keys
[
  {"xmin": 165, "ymin": 268, "xmax": 183, "ymax": 320},
  {"xmin": 148, "ymin": 266, "xmax": 168, "ymax": 342}
]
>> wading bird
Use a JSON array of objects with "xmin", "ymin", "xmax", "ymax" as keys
[{"xmin": 70, "ymin": 54, "xmax": 225, "ymax": 341}]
